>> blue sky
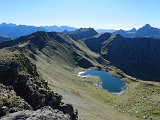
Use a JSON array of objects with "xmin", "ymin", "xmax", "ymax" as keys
[{"xmin": 0, "ymin": 0, "xmax": 160, "ymax": 30}]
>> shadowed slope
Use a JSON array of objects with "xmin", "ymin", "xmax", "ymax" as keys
[
  {"xmin": 84, "ymin": 33, "xmax": 160, "ymax": 82},
  {"xmin": 0, "ymin": 31, "xmax": 102, "ymax": 68}
]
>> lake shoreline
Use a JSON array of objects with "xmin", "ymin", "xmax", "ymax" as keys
[{"xmin": 78, "ymin": 69, "xmax": 128, "ymax": 95}]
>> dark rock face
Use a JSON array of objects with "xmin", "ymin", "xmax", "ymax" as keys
[
  {"xmin": 0, "ymin": 82, "xmax": 32, "ymax": 118},
  {"xmin": 1, "ymin": 106, "xmax": 71, "ymax": 120},
  {"xmin": 0, "ymin": 62, "xmax": 19, "ymax": 85},
  {"xmin": 14, "ymin": 75, "xmax": 62, "ymax": 110},
  {"xmin": 0, "ymin": 55, "xmax": 78, "ymax": 119}
]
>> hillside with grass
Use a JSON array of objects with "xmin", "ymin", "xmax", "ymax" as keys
[{"xmin": 0, "ymin": 31, "xmax": 159, "ymax": 120}]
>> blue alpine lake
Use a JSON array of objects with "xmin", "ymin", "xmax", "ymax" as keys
[{"xmin": 78, "ymin": 70, "xmax": 127, "ymax": 94}]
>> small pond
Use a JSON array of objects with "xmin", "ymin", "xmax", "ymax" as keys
[{"xmin": 78, "ymin": 70, "xmax": 127, "ymax": 94}]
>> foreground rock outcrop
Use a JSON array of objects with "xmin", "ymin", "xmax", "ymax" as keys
[
  {"xmin": 1, "ymin": 106, "xmax": 71, "ymax": 120},
  {"xmin": 0, "ymin": 50, "xmax": 78, "ymax": 119}
]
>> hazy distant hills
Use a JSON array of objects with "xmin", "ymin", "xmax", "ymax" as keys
[
  {"xmin": 0, "ymin": 23, "xmax": 77, "ymax": 39},
  {"xmin": 0, "ymin": 23, "xmax": 46, "ymax": 39},
  {"xmin": 63, "ymin": 28, "xmax": 98, "ymax": 40},
  {"xmin": 113, "ymin": 28, "xmax": 137, "ymax": 38},
  {"xmin": 42, "ymin": 25, "xmax": 77, "ymax": 32},
  {"xmin": 1, "ymin": 23, "xmax": 160, "ymax": 39},
  {"xmin": 96, "ymin": 29, "xmax": 116, "ymax": 33},
  {"xmin": 113, "ymin": 24, "xmax": 160, "ymax": 39}
]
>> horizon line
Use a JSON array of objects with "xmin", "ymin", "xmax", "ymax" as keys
[{"xmin": 0, "ymin": 22, "xmax": 159, "ymax": 31}]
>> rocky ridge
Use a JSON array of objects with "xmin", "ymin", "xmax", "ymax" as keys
[
  {"xmin": 0, "ymin": 49, "xmax": 78, "ymax": 119},
  {"xmin": 1, "ymin": 106, "xmax": 71, "ymax": 120}
]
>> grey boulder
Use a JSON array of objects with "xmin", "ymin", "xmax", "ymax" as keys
[{"xmin": 1, "ymin": 106, "xmax": 70, "ymax": 120}]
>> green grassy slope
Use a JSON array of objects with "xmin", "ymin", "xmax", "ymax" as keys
[{"xmin": 0, "ymin": 31, "xmax": 159, "ymax": 120}]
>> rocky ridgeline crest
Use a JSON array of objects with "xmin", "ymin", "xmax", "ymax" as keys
[
  {"xmin": 1, "ymin": 106, "xmax": 71, "ymax": 120},
  {"xmin": 0, "ymin": 53, "xmax": 78, "ymax": 120}
]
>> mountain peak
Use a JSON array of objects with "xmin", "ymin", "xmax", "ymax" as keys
[
  {"xmin": 129, "ymin": 28, "xmax": 137, "ymax": 32},
  {"xmin": 142, "ymin": 24, "xmax": 151, "ymax": 28},
  {"xmin": 1, "ymin": 22, "xmax": 16, "ymax": 27},
  {"xmin": 134, "ymin": 24, "xmax": 160, "ymax": 38},
  {"xmin": 77, "ymin": 28, "xmax": 96, "ymax": 32},
  {"xmin": 64, "ymin": 28, "xmax": 98, "ymax": 40},
  {"xmin": 0, "ymin": 31, "xmax": 57, "ymax": 50},
  {"xmin": 144, "ymin": 24, "xmax": 151, "ymax": 28},
  {"xmin": 119, "ymin": 29, "xmax": 125, "ymax": 31}
]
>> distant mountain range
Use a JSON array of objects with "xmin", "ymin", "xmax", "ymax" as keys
[
  {"xmin": 113, "ymin": 24, "xmax": 160, "ymax": 39},
  {"xmin": 42, "ymin": 25, "xmax": 77, "ymax": 32},
  {"xmin": 0, "ymin": 22, "xmax": 160, "ymax": 40},
  {"xmin": 0, "ymin": 22, "xmax": 45, "ymax": 39},
  {"xmin": 63, "ymin": 28, "xmax": 98, "ymax": 40},
  {"xmin": 0, "ymin": 23, "xmax": 77, "ymax": 39},
  {"xmin": 96, "ymin": 29, "xmax": 116, "ymax": 33}
]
